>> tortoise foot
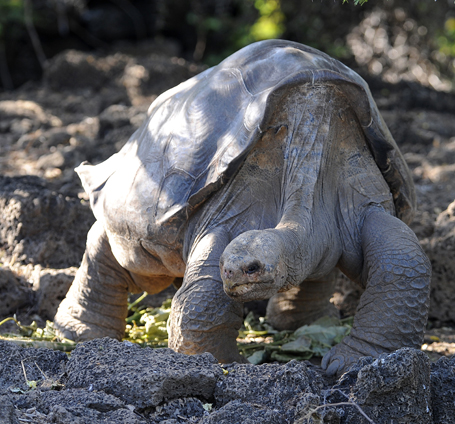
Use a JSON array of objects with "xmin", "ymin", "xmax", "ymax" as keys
[
  {"xmin": 54, "ymin": 300, "xmax": 125, "ymax": 342},
  {"xmin": 321, "ymin": 335, "xmax": 387, "ymax": 377}
]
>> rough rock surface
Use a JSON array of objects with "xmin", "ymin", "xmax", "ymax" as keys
[
  {"xmin": 30, "ymin": 266, "xmax": 78, "ymax": 320},
  {"xmin": 213, "ymin": 360, "xmax": 324, "ymax": 423},
  {"xmin": 65, "ymin": 338, "xmax": 223, "ymax": 408},
  {"xmin": 0, "ymin": 339, "xmax": 68, "ymax": 393},
  {"xmin": 0, "ymin": 175, "xmax": 93, "ymax": 319},
  {"xmin": 0, "ymin": 175, "xmax": 94, "ymax": 268},
  {"xmin": 328, "ymin": 348, "xmax": 432, "ymax": 423},
  {"xmin": 421, "ymin": 200, "xmax": 455, "ymax": 325},
  {"xmin": 0, "ymin": 339, "xmax": 454, "ymax": 423},
  {"xmin": 0, "ymin": 266, "xmax": 32, "ymax": 316},
  {"xmin": 430, "ymin": 355, "xmax": 455, "ymax": 423}
]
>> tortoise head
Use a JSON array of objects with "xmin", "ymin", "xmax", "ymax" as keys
[{"xmin": 220, "ymin": 230, "xmax": 289, "ymax": 302}]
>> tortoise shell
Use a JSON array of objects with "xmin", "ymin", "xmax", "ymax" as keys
[{"xmin": 77, "ymin": 39, "xmax": 415, "ymax": 242}]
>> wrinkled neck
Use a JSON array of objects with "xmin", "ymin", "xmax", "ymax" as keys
[
  {"xmin": 267, "ymin": 221, "xmax": 314, "ymax": 286},
  {"xmin": 271, "ymin": 86, "xmax": 338, "ymax": 283}
]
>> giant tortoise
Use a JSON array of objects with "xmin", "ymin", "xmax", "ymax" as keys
[{"xmin": 54, "ymin": 39, "xmax": 431, "ymax": 376}]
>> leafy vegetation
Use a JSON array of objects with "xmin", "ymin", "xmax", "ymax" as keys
[
  {"xmin": 237, "ymin": 312, "xmax": 352, "ymax": 364},
  {"xmin": 343, "ymin": 0, "xmax": 369, "ymax": 4},
  {"xmin": 0, "ymin": 0, "xmax": 24, "ymax": 89},
  {"xmin": 249, "ymin": 0, "xmax": 285, "ymax": 41},
  {"xmin": 0, "ymin": 317, "xmax": 75, "ymax": 351},
  {"xmin": 122, "ymin": 296, "xmax": 353, "ymax": 364},
  {"xmin": 0, "ymin": 297, "xmax": 353, "ymax": 366},
  {"xmin": 123, "ymin": 297, "xmax": 171, "ymax": 348},
  {"xmin": 438, "ymin": 17, "xmax": 455, "ymax": 57},
  {"xmin": 0, "ymin": 0, "xmax": 23, "ymax": 39}
]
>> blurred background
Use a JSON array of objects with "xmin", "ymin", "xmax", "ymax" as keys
[{"xmin": 1, "ymin": 0, "xmax": 455, "ymax": 92}]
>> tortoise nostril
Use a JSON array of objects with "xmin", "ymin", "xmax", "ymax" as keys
[{"xmin": 223, "ymin": 267, "xmax": 234, "ymax": 279}]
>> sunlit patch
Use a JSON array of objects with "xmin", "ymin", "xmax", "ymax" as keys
[{"xmin": 346, "ymin": 9, "xmax": 452, "ymax": 91}]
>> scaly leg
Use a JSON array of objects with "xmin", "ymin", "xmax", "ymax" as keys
[
  {"xmin": 322, "ymin": 208, "xmax": 431, "ymax": 376},
  {"xmin": 54, "ymin": 221, "xmax": 139, "ymax": 341},
  {"xmin": 168, "ymin": 228, "xmax": 245, "ymax": 363}
]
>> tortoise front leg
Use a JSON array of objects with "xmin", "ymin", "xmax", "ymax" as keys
[
  {"xmin": 322, "ymin": 209, "xmax": 431, "ymax": 376},
  {"xmin": 168, "ymin": 228, "xmax": 246, "ymax": 363}
]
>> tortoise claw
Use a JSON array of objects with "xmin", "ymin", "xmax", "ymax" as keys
[{"xmin": 321, "ymin": 336, "xmax": 370, "ymax": 377}]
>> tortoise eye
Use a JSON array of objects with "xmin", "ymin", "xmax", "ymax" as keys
[{"xmin": 245, "ymin": 263, "xmax": 260, "ymax": 275}]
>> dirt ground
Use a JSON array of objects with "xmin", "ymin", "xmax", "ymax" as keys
[{"xmin": 1, "ymin": 33, "xmax": 455, "ymax": 422}]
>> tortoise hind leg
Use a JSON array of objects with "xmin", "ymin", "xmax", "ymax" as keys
[
  {"xmin": 54, "ymin": 221, "xmax": 140, "ymax": 341},
  {"xmin": 322, "ymin": 208, "xmax": 431, "ymax": 376},
  {"xmin": 266, "ymin": 271, "xmax": 339, "ymax": 331}
]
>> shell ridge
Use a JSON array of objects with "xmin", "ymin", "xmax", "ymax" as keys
[{"xmin": 229, "ymin": 67, "xmax": 254, "ymax": 96}]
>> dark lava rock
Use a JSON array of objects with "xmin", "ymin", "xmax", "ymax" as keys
[
  {"xmin": 65, "ymin": 338, "xmax": 223, "ymax": 409},
  {"xmin": 0, "ymin": 340, "xmax": 68, "ymax": 394},
  {"xmin": 352, "ymin": 348, "xmax": 431, "ymax": 423},
  {"xmin": 200, "ymin": 399, "xmax": 284, "ymax": 424},
  {"xmin": 422, "ymin": 200, "xmax": 455, "ymax": 325},
  {"xmin": 214, "ymin": 360, "xmax": 324, "ymax": 422},
  {"xmin": 325, "ymin": 348, "xmax": 432, "ymax": 424},
  {"xmin": 430, "ymin": 355, "xmax": 455, "ymax": 424},
  {"xmin": 10, "ymin": 389, "xmax": 146, "ymax": 424},
  {"xmin": 0, "ymin": 175, "xmax": 95, "ymax": 268},
  {"xmin": 0, "ymin": 340, "xmax": 453, "ymax": 423},
  {"xmin": 0, "ymin": 395, "xmax": 17, "ymax": 424},
  {"xmin": 0, "ymin": 267, "xmax": 32, "ymax": 316},
  {"xmin": 148, "ymin": 397, "xmax": 208, "ymax": 423}
]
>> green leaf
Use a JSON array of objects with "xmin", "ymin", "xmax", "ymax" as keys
[
  {"xmin": 270, "ymin": 350, "xmax": 313, "ymax": 362},
  {"xmin": 272, "ymin": 330, "xmax": 294, "ymax": 342},
  {"xmin": 247, "ymin": 349, "xmax": 269, "ymax": 365},
  {"xmin": 9, "ymin": 387, "xmax": 26, "ymax": 394},
  {"xmin": 294, "ymin": 324, "xmax": 349, "ymax": 347},
  {"xmin": 243, "ymin": 311, "xmax": 261, "ymax": 332},
  {"xmin": 311, "ymin": 316, "xmax": 342, "ymax": 327},
  {"xmin": 27, "ymin": 380, "xmax": 37, "ymax": 389},
  {"xmin": 280, "ymin": 335, "xmax": 312, "ymax": 353}
]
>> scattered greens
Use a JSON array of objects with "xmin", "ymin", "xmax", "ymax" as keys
[
  {"xmin": 123, "ymin": 298, "xmax": 353, "ymax": 364},
  {"xmin": 123, "ymin": 298, "xmax": 172, "ymax": 348},
  {"xmin": 237, "ymin": 312, "xmax": 353, "ymax": 364},
  {"xmin": 0, "ymin": 317, "xmax": 75, "ymax": 351},
  {"xmin": 0, "ymin": 296, "xmax": 353, "ymax": 365}
]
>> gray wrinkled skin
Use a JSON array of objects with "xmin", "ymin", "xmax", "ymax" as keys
[{"xmin": 54, "ymin": 40, "xmax": 431, "ymax": 376}]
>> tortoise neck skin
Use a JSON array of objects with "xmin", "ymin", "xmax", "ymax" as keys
[{"xmin": 220, "ymin": 85, "xmax": 344, "ymax": 302}]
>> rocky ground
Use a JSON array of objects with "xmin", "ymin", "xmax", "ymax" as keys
[
  {"xmin": 1, "ymin": 338, "xmax": 454, "ymax": 424},
  {"xmin": 1, "ymin": 35, "xmax": 455, "ymax": 423}
]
